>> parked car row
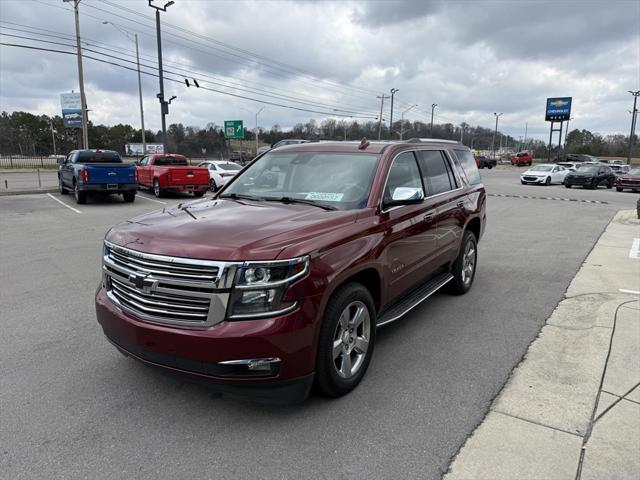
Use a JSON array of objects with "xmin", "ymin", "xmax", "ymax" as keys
[
  {"xmin": 519, "ymin": 163, "xmax": 640, "ymax": 192},
  {"xmin": 58, "ymin": 150, "xmax": 244, "ymax": 203}
]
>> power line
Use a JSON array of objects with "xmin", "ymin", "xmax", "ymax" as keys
[{"xmin": 0, "ymin": 41, "xmax": 377, "ymax": 119}]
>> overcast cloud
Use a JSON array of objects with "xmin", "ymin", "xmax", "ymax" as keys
[{"xmin": 0, "ymin": 0, "xmax": 638, "ymax": 140}]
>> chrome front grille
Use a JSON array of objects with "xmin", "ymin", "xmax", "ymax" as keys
[{"xmin": 102, "ymin": 241, "xmax": 238, "ymax": 327}]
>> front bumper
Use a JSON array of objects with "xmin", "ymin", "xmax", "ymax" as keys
[
  {"xmin": 95, "ymin": 287, "xmax": 320, "ymax": 404},
  {"xmin": 565, "ymin": 177, "xmax": 593, "ymax": 186},
  {"xmin": 163, "ymin": 185, "xmax": 209, "ymax": 194},
  {"xmin": 615, "ymin": 180, "xmax": 640, "ymax": 190},
  {"xmin": 520, "ymin": 176, "xmax": 546, "ymax": 184}
]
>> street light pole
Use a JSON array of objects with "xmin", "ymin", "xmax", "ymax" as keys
[
  {"xmin": 492, "ymin": 112, "xmax": 503, "ymax": 162},
  {"xmin": 255, "ymin": 106, "xmax": 264, "ymax": 155},
  {"xmin": 103, "ymin": 22, "xmax": 146, "ymax": 154},
  {"xmin": 389, "ymin": 88, "xmax": 398, "ymax": 138},
  {"xmin": 400, "ymin": 104, "xmax": 417, "ymax": 140},
  {"xmin": 430, "ymin": 103, "xmax": 437, "ymax": 137},
  {"xmin": 376, "ymin": 94, "xmax": 389, "ymax": 140},
  {"xmin": 148, "ymin": 0, "xmax": 174, "ymax": 154},
  {"xmin": 628, "ymin": 90, "xmax": 640, "ymax": 164},
  {"xmin": 65, "ymin": 0, "xmax": 89, "ymax": 149}
]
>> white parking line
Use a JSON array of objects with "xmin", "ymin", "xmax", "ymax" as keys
[
  {"xmin": 46, "ymin": 193, "xmax": 82, "ymax": 214},
  {"xmin": 629, "ymin": 238, "xmax": 640, "ymax": 259},
  {"xmin": 619, "ymin": 289, "xmax": 640, "ymax": 295},
  {"xmin": 136, "ymin": 193, "xmax": 167, "ymax": 205}
]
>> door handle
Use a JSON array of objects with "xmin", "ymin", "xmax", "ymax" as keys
[
  {"xmin": 423, "ymin": 211, "xmax": 435, "ymax": 222},
  {"xmin": 456, "ymin": 201, "xmax": 464, "ymax": 208}
]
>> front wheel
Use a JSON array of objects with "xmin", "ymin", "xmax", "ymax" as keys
[
  {"xmin": 487, "ymin": 164, "xmax": 493, "ymax": 170},
  {"xmin": 545, "ymin": 176, "xmax": 551, "ymax": 186},
  {"xmin": 565, "ymin": 183, "xmax": 572, "ymax": 188},
  {"xmin": 616, "ymin": 187, "xmax": 623, "ymax": 192},
  {"xmin": 59, "ymin": 176, "xmax": 68, "ymax": 195},
  {"xmin": 445, "ymin": 230, "xmax": 477, "ymax": 295},
  {"xmin": 315, "ymin": 283, "xmax": 376, "ymax": 398},
  {"xmin": 606, "ymin": 181, "xmax": 613, "ymax": 189}
]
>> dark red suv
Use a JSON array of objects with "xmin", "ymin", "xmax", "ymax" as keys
[{"xmin": 96, "ymin": 139, "xmax": 486, "ymax": 404}]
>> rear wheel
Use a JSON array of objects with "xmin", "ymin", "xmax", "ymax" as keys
[
  {"xmin": 315, "ymin": 283, "xmax": 375, "ymax": 397},
  {"xmin": 123, "ymin": 192, "xmax": 135, "ymax": 203},
  {"xmin": 209, "ymin": 178, "xmax": 218, "ymax": 191},
  {"xmin": 153, "ymin": 179, "xmax": 164, "ymax": 198},
  {"xmin": 193, "ymin": 191, "xmax": 204, "ymax": 198},
  {"xmin": 445, "ymin": 230, "xmax": 477, "ymax": 295},
  {"xmin": 487, "ymin": 164, "xmax": 493, "ymax": 170},
  {"xmin": 74, "ymin": 181, "xmax": 87, "ymax": 204},
  {"xmin": 565, "ymin": 183, "xmax": 572, "ymax": 188},
  {"xmin": 606, "ymin": 180, "xmax": 614, "ymax": 189}
]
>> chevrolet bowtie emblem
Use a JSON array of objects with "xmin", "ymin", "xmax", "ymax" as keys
[{"xmin": 128, "ymin": 274, "xmax": 157, "ymax": 293}]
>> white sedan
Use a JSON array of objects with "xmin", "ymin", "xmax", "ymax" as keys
[
  {"xmin": 520, "ymin": 164, "xmax": 569, "ymax": 186},
  {"xmin": 197, "ymin": 161, "xmax": 243, "ymax": 191}
]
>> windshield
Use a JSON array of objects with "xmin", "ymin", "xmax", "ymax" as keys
[
  {"xmin": 219, "ymin": 162, "xmax": 242, "ymax": 170},
  {"xmin": 155, "ymin": 156, "xmax": 188, "ymax": 166},
  {"xmin": 222, "ymin": 151, "xmax": 379, "ymax": 210},
  {"xmin": 629, "ymin": 168, "xmax": 640, "ymax": 175},
  {"xmin": 530, "ymin": 165, "xmax": 553, "ymax": 171},
  {"xmin": 577, "ymin": 166, "xmax": 599, "ymax": 173}
]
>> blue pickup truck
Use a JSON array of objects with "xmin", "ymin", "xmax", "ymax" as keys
[{"xmin": 58, "ymin": 150, "xmax": 137, "ymax": 204}]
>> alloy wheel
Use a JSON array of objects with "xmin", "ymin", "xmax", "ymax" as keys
[
  {"xmin": 333, "ymin": 301, "xmax": 371, "ymax": 379},
  {"xmin": 461, "ymin": 240, "xmax": 476, "ymax": 286}
]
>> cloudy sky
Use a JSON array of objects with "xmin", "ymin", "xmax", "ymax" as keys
[{"xmin": 0, "ymin": 0, "xmax": 639, "ymax": 140}]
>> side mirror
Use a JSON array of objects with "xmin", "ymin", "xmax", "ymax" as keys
[
  {"xmin": 135, "ymin": 160, "xmax": 140, "ymax": 166},
  {"xmin": 385, "ymin": 187, "xmax": 424, "ymax": 208},
  {"xmin": 57, "ymin": 158, "xmax": 65, "ymax": 165}
]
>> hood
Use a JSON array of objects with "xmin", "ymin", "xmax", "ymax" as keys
[
  {"xmin": 105, "ymin": 198, "xmax": 359, "ymax": 261},
  {"xmin": 567, "ymin": 171, "xmax": 595, "ymax": 177},
  {"xmin": 522, "ymin": 170, "xmax": 549, "ymax": 176}
]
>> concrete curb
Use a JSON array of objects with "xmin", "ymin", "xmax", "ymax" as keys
[
  {"xmin": 444, "ymin": 210, "xmax": 640, "ymax": 480},
  {"xmin": 0, "ymin": 188, "xmax": 58, "ymax": 196}
]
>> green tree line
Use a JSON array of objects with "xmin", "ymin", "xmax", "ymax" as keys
[{"xmin": 0, "ymin": 110, "xmax": 636, "ymax": 158}]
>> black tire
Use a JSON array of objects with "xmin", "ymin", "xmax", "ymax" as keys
[
  {"xmin": 545, "ymin": 176, "xmax": 551, "ymax": 186},
  {"xmin": 616, "ymin": 187, "xmax": 623, "ymax": 192},
  {"xmin": 445, "ymin": 230, "xmax": 477, "ymax": 295},
  {"xmin": 209, "ymin": 179, "xmax": 218, "ymax": 191},
  {"xmin": 606, "ymin": 181, "xmax": 613, "ymax": 189},
  {"xmin": 193, "ymin": 191, "xmax": 204, "ymax": 198},
  {"xmin": 123, "ymin": 192, "xmax": 136, "ymax": 203},
  {"xmin": 74, "ymin": 181, "xmax": 87, "ymax": 204},
  {"xmin": 59, "ymin": 176, "xmax": 68, "ymax": 195},
  {"xmin": 487, "ymin": 164, "xmax": 493, "ymax": 170},
  {"xmin": 315, "ymin": 283, "xmax": 376, "ymax": 398},
  {"xmin": 565, "ymin": 183, "xmax": 572, "ymax": 188},
  {"xmin": 153, "ymin": 179, "xmax": 164, "ymax": 198}
]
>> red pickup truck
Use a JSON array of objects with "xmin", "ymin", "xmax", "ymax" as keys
[
  {"xmin": 511, "ymin": 151, "xmax": 533, "ymax": 166},
  {"xmin": 136, "ymin": 154, "xmax": 209, "ymax": 197}
]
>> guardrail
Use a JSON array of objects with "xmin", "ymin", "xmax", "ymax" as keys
[{"xmin": 0, "ymin": 156, "xmax": 60, "ymax": 169}]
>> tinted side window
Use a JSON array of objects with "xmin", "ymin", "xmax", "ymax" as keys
[
  {"xmin": 383, "ymin": 152, "xmax": 423, "ymax": 205},
  {"xmin": 417, "ymin": 150, "xmax": 455, "ymax": 195},
  {"xmin": 139, "ymin": 157, "xmax": 149, "ymax": 166},
  {"xmin": 452, "ymin": 149, "xmax": 481, "ymax": 185}
]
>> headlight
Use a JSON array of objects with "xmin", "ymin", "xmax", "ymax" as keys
[{"xmin": 228, "ymin": 256, "xmax": 309, "ymax": 319}]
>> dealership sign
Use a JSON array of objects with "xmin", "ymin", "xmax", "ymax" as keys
[
  {"xmin": 545, "ymin": 97, "xmax": 572, "ymax": 122},
  {"xmin": 125, "ymin": 143, "xmax": 164, "ymax": 156},
  {"xmin": 60, "ymin": 92, "xmax": 82, "ymax": 128}
]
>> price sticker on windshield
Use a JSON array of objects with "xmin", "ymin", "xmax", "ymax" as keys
[{"xmin": 305, "ymin": 192, "xmax": 344, "ymax": 202}]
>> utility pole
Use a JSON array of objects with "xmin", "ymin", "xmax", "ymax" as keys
[
  {"xmin": 523, "ymin": 122, "xmax": 528, "ymax": 149},
  {"xmin": 430, "ymin": 103, "xmax": 437, "ymax": 137},
  {"xmin": 400, "ymin": 104, "xmax": 417, "ymax": 140},
  {"xmin": 492, "ymin": 112, "xmax": 503, "ymax": 162},
  {"xmin": 49, "ymin": 119, "xmax": 57, "ymax": 156},
  {"xmin": 103, "ymin": 22, "xmax": 146, "ymax": 154},
  {"xmin": 389, "ymin": 88, "xmax": 398, "ymax": 138},
  {"xmin": 255, "ymin": 106, "xmax": 264, "ymax": 155},
  {"xmin": 459, "ymin": 124, "xmax": 465, "ymax": 142},
  {"xmin": 149, "ymin": 0, "xmax": 175, "ymax": 153},
  {"xmin": 628, "ymin": 90, "xmax": 640, "ymax": 164},
  {"xmin": 376, "ymin": 94, "xmax": 389, "ymax": 140},
  {"xmin": 64, "ymin": 0, "xmax": 89, "ymax": 149}
]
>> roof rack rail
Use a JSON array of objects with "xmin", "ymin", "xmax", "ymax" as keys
[{"xmin": 403, "ymin": 138, "xmax": 461, "ymax": 144}]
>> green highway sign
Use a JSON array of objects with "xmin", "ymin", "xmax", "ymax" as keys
[{"xmin": 224, "ymin": 120, "xmax": 244, "ymax": 139}]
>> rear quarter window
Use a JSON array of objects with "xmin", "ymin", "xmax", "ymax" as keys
[
  {"xmin": 452, "ymin": 149, "xmax": 481, "ymax": 185},
  {"xmin": 76, "ymin": 151, "xmax": 122, "ymax": 163}
]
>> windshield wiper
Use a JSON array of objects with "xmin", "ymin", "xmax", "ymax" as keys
[
  {"xmin": 219, "ymin": 192, "xmax": 264, "ymax": 202},
  {"xmin": 264, "ymin": 196, "xmax": 338, "ymax": 211}
]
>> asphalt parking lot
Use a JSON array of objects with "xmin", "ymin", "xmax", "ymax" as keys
[{"xmin": 1, "ymin": 169, "xmax": 637, "ymax": 480}]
